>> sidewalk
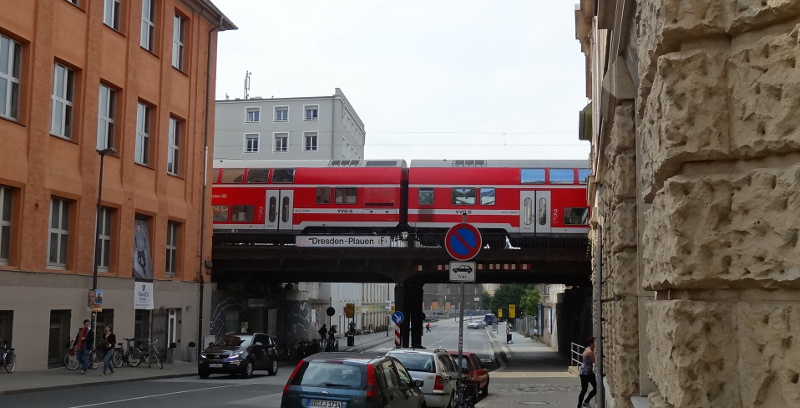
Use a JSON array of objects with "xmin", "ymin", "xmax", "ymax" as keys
[{"xmin": 0, "ymin": 331, "xmax": 397, "ymax": 396}]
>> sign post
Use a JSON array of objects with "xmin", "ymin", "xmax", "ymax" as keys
[
  {"xmin": 391, "ymin": 311, "xmax": 404, "ymax": 348},
  {"xmin": 446, "ymin": 222, "xmax": 481, "ymax": 407}
]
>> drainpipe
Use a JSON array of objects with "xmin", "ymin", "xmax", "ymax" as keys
[
  {"xmin": 198, "ymin": 16, "xmax": 224, "ymax": 361},
  {"xmin": 594, "ymin": 225, "xmax": 604, "ymax": 407}
]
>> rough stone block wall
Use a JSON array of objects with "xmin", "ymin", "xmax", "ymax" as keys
[{"xmin": 631, "ymin": 0, "xmax": 800, "ymax": 407}]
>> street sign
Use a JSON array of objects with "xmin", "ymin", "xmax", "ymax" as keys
[
  {"xmin": 391, "ymin": 311, "xmax": 404, "ymax": 324},
  {"xmin": 445, "ymin": 223, "xmax": 482, "ymax": 261},
  {"xmin": 449, "ymin": 261, "xmax": 476, "ymax": 282},
  {"xmin": 509, "ymin": 304, "xmax": 516, "ymax": 318}
]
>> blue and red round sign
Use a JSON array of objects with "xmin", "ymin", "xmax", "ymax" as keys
[{"xmin": 445, "ymin": 223, "xmax": 482, "ymax": 261}]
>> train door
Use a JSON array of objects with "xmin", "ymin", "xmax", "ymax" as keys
[
  {"xmin": 519, "ymin": 191, "xmax": 551, "ymax": 233},
  {"xmin": 266, "ymin": 190, "xmax": 294, "ymax": 231}
]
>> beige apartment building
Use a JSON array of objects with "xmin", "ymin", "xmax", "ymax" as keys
[{"xmin": 0, "ymin": 0, "xmax": 234, "ymax": 370}]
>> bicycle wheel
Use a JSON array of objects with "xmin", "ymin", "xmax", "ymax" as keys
[
  {"xmin": 64, "ymin": 353, "xmax": 79, "ymax": 370},
  {"xmin": 113, "ymin": 350, "xmax": 124, "ymax": 368},
  {"xmin": 4, "ymin": 350, "xmax": 15, "ymax": 373},
  {"xmin": 155, "ymin": 354, "xmax": 163, "ymax": 369},
  {"xmin": 127, "ymin": 349, "xmax": 141, "ymax": 367},
  {"xmin": 89, "ymin": 352, "xmax": 100, "ymax": 370}
]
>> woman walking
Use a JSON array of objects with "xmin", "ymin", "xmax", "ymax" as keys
[
  {"xmin": 102, "ymin": 325, "xmax": 117, "ymax": 376},
  {"xmin": 577, "ymin": 336, "xmax": 597, "ymax": 408}
]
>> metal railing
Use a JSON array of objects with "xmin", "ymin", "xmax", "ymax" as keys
[{"xmin": 570, "ymin": 342, "xmax": 586, "ymax": 367}]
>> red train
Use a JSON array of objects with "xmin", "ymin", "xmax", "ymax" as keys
[{"xmin": 211, "ymin": 159, "xmax": 590, "ymax": 247}]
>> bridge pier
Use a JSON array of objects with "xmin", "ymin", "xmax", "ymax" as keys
[{"xmin": 395, "ymin": 283, "xmax": 424, "ymax": 348}]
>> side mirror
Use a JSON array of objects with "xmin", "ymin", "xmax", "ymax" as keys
[{"xmin": 462, "ymin": 367, "xmax": 470, "ymax": 374}]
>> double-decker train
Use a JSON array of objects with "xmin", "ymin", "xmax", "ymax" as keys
[{"xmin": 211, "ymin": 159, "xmax": 591, "ymax": 248}]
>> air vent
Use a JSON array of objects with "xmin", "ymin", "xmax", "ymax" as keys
[
  {"xmin": 452, "ymin": 160, "xmax": 487, "ymax": 167},
  {"xmin": 365, "ymin": 160, "xmax": 398, "ymax": 167},
  {"xmin": 329, "ymin": 160, "xmax": 362, "ymax": 167}
]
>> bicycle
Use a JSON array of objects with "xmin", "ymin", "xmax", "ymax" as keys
[
  {"xmin": 1, "ymin": 338, "xmax": 15, "ymax": 373},
  {"xmin": 111, "ymin": 342, "xmax": 124, "ymax": 368},
  {"xmin": 454, "ymin": 377, "xmax": 476, "ymax": 408},
  {"xmin": 122, "ymin": 338, "xmax": 142, "ymax": 367},
  {"xmin": 137, "ymin": 338, "xmax": 163, "ymax": 369},
  {"xmin": 64, "ymin": 341, "xmax": 99, "ymax": 371}
]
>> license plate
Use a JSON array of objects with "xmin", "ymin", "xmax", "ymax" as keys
[
  {"xmin": 306, "ymin": 399, "xmax": 346, "ymax": 408},
  {"xmin": 209, "ymin": 363, "xmax": 223, "ymax": 368}
]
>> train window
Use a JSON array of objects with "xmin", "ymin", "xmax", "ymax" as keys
[
  {"xmin": 564, "ymin": 207, "xmax": 589, "ymax": 225},
  {"xmin": 212, "ymin": 205, "xmax": 228, "ymax": 222},
  {"xmin": 272, "ymin": 168, "xmax": 295, "ymax": 183},
  {"xmin": 231, "ymin": 205, "xmax": 254, "ymax": 222},
  {"xmin": 578, "ymin": 169, "xmax": 591, "ymax": 184},
  {"xmin": 480, "ymin": 188, "xmax": 495, "ymax": 205},
  {"xmin": 247, "ymin": 169, "xmax": 270, "ymax": 183},
  {"xmin": 334, "ymin": 188, "xmax": 357, "ymax": 204},
  {"xmin": 537, "ymin": 197, "xmax": 547, "ymax": 225},
  {"xmin": 550, "ymin": 169, "xmax": 575, "ymax": 184},
  {"xmin": 221, "ymin": 168, "xmax": 245, "ymax": 183},
  {"xmin": 282, "ymin": 196, "xmax": 291, "ymax": 222},
  {"xmin": 268, "ymin": 197, "xmax": 277, "ymax": 222},
  {"xmin": 316, "ymin": 187, "xmax": 331, "ymax": 204},
  {"xmin": 523, "ymin": 197, "xmax": 533, "ymax": 225},
  {"xmin": 418, "ymin": 188, "xmax": 434, "ymax": 205},
  {"xmin": 521, "ymin": 169, "xmax": 545, "ymax": 184},
  {"xmin": 452, "ymin": 188, "xmax": 475, "ymax": 205}
]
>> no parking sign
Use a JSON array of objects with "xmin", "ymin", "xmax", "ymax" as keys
[{"xmin": 445, "ymin": 223, "xmax": 482, "ymax": 261}]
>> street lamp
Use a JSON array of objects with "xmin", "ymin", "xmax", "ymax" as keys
[{"xmin": 92, "ymin": 146, "xmax": 115, "ymax": 352}]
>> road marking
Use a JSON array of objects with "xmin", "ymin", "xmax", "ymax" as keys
[{"xmin": 66, "ymin": 383, "xmax": 249, "ymax": 407}]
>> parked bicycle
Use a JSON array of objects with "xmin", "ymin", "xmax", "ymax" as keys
[
  {"xmin": 64, "ymin": 341, "xmax": 99, "ymax": 371},
  {"xmin": 111, "ymin": 342, "xmax": 124, "ymax": 368},
  {"xmin": 137, "ymin": 338, "xmax": 163, "ymax": 369},
  {"xmin": 122, "ymin": 338, "xmax": 142, "ymax": 367},
  {"xmin": 1, "ymin": 338, "xmax": 15, "ymax": 373}
]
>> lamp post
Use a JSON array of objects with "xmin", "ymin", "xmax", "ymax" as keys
[{"xmin": 92, "ymin": 146, "xmax": 115, "ymax": 352}]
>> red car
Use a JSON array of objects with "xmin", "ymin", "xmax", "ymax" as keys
[{"xmin": 448, "ymin": 351, "xmax": 489, "ymax": 402}]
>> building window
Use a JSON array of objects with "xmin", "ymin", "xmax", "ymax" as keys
[
  {"xmin": 48, "ymin": 197, "xmax": 70, "ymax": 268},
  {"xmin": 304, "ymin": 105, "xmax": 318, "ymax": 121},
  {"xmin": 165, "ymin": 221, "xmax": 178, "ymax": 277},
  {"xmin": 50, "ymin": 63, "xmax": 75, "ymax": 139},
  {"xmin": 135, "ymin": 103, "xmax": 151, "ymax": 165},
  {"xmin": 141, "ymin": 0, "xmax": 156, "ymax": 51},
  {"xmin": 103, "ymin": 0, "xmax": 121, "ymax": 31},
  {"xmin": 303, "ymin": 132, "xmax": 318, "ymax": 151},
  {"xmin": 167, "ymin": 117, "xmax": 181, "ymax": 175},
  {"xmin": 97, "ymin": 84, "xmax": 116, "ymax": 150},
  {"xmin": 95, "ymin": 206, "xmax": 112, "ymax": 272},
  {"xmin": 274, "ymin": 106, "xmax": 288, "ymax": 122},
  {"xmin": 172, "ymin": 14, "xmax": 185, "ymax": 70},
  {"xmin": 273, "ymin": 133, "xmax": 288, "ymax": 152},
  {"xmin": 246, "ymin": 107, "xmax": 260, "ymax": 123},
  {"xmin": 0, "ymin": 34, "xmax": 21, "ymax": 120},
  {"xmin": 0, "ymin": 186, "xmax": 13, "ymax": 265},
  {"xmin": 244, "ymin": 133, "xmax": 259, "ymax": 153}
]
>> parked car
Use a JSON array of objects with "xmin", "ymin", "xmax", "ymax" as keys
[
  {"xmin": 467, "ymin": 320, "xmax": 486, "ymax": 329},
  {"xmin": 281, "ymin": 352, "xmax": 426, "ymax": 408},
  {"xmin": 198, "ymin": 333, "xmax": 278, "ymax": 378},
  {"xmin": 386, "ymin": 348, "xmax": 459, "ymax": 408},
  {"xmin": 447, "ymin": 351, "xmax": 490, "ymax": 402}
]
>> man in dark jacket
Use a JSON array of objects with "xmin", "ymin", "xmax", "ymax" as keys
[{"xmin": 74, "ymin": 319, "xmax": 94, "ymax": 374}]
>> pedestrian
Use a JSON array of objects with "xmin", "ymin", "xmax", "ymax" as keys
[
  {"xmin": 318, "ymin": 324, "xmax": 328, "ymax": 342},
  {"xmin": 425, "ymin": 322, "xmax": 431, "ymax": 333},
  {"xmin": 101, "ymin": 325, "xmax": 116, "ymax": 376},
  {"xmin": 326, "ymin": 325, "xmax": 338, "ymax": 351},
  {"xmin": 73, "ymin": 319, "xmax": 93, "ymax": 374},
  {"xmin": 577, "ymin": 336, "xmax": 597, "ymax": 408}
]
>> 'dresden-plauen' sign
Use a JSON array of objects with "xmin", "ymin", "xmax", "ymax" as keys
[{"xmin": 296, "ymin": 235, "xmax": 392, "ymax": 248}]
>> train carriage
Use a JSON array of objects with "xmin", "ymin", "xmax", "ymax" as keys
[
  {"xmin": 211, "ymin": 159, "xmax": 408, "ymax": 238},
  {"xmin": 407, "ymin": 160, "xmax": 591, "ymax": 248}
]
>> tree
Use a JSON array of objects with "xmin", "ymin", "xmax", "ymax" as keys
[
  {"xmin": 520, "ymin": 286, "xmax": 541, "ymax": 316},
  {"xmin": 481, "ymin": 292, "xmax": 492, "ymax": 310},
  {"xmin": 491, "ymin": 284, "xmax": 530, "ymax": 318}
]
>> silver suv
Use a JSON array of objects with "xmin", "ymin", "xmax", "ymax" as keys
[{"xmin": 385, "ymin": 348, "xmax": 459, "ymax": 408}]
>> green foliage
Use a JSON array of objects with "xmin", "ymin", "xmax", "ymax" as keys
[
  {"xmin": 481, "ymin": 292, "xmax": 492, "ymax": 310},
  {"xmin": 488, "ymin": 284, "xmax": 534, "ymax": 317},
  {"xmin": 520, "ymin": 287, "xmax": 540, "ymax": 316}
]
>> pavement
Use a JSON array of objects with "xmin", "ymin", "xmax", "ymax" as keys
[{"xmin": 0, "ymin": 327, "xmax": 589, "ymax": 407}]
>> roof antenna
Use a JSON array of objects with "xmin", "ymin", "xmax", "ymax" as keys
[{"xmin": 244, "ymin": 70, "xmax": 251, "ymax": 100}]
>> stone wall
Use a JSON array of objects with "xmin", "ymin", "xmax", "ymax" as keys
[{"xmin": 631, "ymin": 1, "xmax": 800, "ymax": 407}]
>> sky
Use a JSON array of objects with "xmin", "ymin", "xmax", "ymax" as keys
[{"xmin": 212, "ymin": 1, "xmax": 590, "ymax": 163}]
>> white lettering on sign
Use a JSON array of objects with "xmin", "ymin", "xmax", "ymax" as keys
[{"xmin": 296, "ymin": 235, "xmax": 392, "ymax": 248}]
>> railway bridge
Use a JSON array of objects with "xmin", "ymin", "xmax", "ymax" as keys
[{"xmin": 211, "ymin": 232, "xmax": 591, "ymax": 348}]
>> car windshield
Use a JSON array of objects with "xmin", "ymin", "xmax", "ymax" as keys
[
  {"xmin": 297, "ymin": 362, "xmax": 364, "ymax": 388},
  {"xmin": 390, "ymin": 353, "xmax": 434, "ymax": 373},
  {"xmin": 212, "ymin": 334, "xmax": 251, "ymax": 348}
]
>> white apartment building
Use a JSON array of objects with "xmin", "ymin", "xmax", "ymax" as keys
[{"xmin": 214, "ymin": 88, "xmax": 366, "ymax": 161}]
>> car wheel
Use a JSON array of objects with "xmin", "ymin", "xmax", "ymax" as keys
[
  {"xmin": 480, "ymin": 382, "xmax": 488, "ymax": 398},
  {"xmin": 267, "ymin": 358, "xmax": 278, "ymax": 376},
  {"xmin": 445, "ymin": 392, "xmax": 454, "ymax": 408},
  {"xmin": 242, "ymin": 360, "xmax": 254, "ymax": 378},
  {"xmin": 198, "ymin": 369, "xmax": 210, "ymax": 379}
]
